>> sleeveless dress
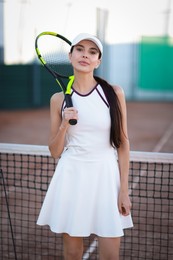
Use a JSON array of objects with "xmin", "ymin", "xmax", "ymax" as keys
[{"xmin": 37, "ymin": 84, "xmax": 133, "ymax": 237}]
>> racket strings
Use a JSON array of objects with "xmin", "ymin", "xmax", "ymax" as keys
[{"xmin": 38, "ymin": 35, "xmax": 72, "ymax": 77}]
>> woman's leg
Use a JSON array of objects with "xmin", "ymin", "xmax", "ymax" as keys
[
  {"xmin": 63, "ymin": 233, "xmax": 83, "ymax": 260},
  {"xmin": 98, "ymin": 237, "xmax": 121, "ymax": 260}
]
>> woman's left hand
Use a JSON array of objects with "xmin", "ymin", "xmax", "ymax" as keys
[{"xmin": 118, "ymin": 190, "xmax": 132, "ymax": 216}]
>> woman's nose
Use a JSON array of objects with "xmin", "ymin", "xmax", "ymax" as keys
[{"xmin": 82, "ymin": 53, "xmax": 88, "ymax": 58}]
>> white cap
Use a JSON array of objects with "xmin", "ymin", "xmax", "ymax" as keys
[{"xmin": 71, "ymin": 33, "xmax": 103, "ymax": 57}]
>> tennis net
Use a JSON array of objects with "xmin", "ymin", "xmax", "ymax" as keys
[{"xmin": 0, "ymin": 143, "xmax": 173, "ymax": 260}]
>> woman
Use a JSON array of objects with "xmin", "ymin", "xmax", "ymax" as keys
[{"xmin": 37, "ymin": 33, "xmax": 133, "ymax": 260}]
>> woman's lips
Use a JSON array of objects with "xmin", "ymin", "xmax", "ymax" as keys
[{"xmin": 79, "ymin": 61, "xmax": 90, "ymax": 66}]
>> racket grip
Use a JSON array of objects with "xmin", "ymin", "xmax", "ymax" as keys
[{"xmin": 65, "ymin": 94, "xmax": 77, "ymax": 125}]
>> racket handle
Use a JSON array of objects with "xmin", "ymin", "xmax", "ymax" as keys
[
  {"xmin": 69, "ymin": 119, "xmax": 77, "ymax": 125},
  {"xmin": 65, "ymin": 94, "xmax": 77, "ymax": 125}
]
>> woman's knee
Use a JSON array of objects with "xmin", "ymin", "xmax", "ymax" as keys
[
  {"xmin": 98, "ymin": 237, "xmax": 121, "ymax": 260},
  {"xmin": 63, "ymin": 234, "xmax": 83, "ymax": 260}
]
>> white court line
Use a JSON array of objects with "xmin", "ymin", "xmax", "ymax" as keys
[
  {"xmin": 129, "ymin": 121, "xmax": 173, "ymax": 192},
  {"xmin": 83, "ymin": 122, "xmax": 173, "ymax": 259},
  {"xmin": 152, "ymin": 122, "xmax": 173, "ymax": 153},
  {"xmin": 83, "ymin": 238, "xmax": 97, "ymax": 259}
]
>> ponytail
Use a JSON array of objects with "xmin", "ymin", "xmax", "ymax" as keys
[{"xmin": 94, "ymin": 76, "xmax": 123, "ymax": 148}]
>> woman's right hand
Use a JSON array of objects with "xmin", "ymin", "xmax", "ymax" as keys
[{"xmin": 62, "ymin": 107, "xmax": 78, "ymax": 127}]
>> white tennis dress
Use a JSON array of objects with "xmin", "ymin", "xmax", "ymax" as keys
[{"xmin": 37, "ymin": 84, "xmax": 133, "ymax": 237}]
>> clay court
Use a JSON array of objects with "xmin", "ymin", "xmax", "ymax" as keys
[
  {"xmin": 0, "ymin": 101, "xmax": 173, "ymax": 260},
  {"xmin": 0, "ymin": 101, "xmax": 173, "ymax": 153}
]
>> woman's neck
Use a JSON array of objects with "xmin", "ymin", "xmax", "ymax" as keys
[{"xmin": 73, "ymin": 74, "xmax": 97, "ymax": 95}]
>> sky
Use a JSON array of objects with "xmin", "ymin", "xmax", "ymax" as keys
[{"xmin": 1, "ymin": 0, "xmax": 173, "ymax": 64}]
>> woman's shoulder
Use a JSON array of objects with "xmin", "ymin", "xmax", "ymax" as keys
[
  {"xmin": 50, "ymin": 91, "xmax": 64, "ymax": 103},
  {"xmin": 112, "ymin": 85, "xmax": 125, "ymax": 97},
  {"xmin": 50, "ymin": 92, "xmax": 64, "ymax": 111}
]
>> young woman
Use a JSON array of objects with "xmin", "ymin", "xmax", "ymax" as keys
[{"xmin": 37, "ymin": 33, "xmax": 133, "ymax": 260}]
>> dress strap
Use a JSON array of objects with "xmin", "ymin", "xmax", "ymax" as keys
[{"xmin": 96, "ymin": 85, "xmax": 109, "ymax": 108}]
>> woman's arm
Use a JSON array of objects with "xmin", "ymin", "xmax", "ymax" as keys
[
  {"xmin": 113, "ymin": 86, "xmax": 132, "ymax": 216},
  {"xmin": 48, "ymin": 92, "xmax": 78, "ymax": 159}
]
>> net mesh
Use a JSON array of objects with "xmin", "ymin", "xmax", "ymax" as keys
[{"xmin": 0, "ymin": 144, "xmax": 173, "ymax": 260}]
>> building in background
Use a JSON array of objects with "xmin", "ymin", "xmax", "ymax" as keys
[{"xmin": 0, "ymin": 0, "xmax": 173, "ymax": 109}]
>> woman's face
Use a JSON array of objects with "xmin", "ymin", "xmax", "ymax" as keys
[{"xmin": 69, "ymin": 40, "xmax": 101, "ymax": 73}]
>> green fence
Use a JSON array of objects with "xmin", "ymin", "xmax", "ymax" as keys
[
  {"xmin": 1, "ymin": 37, "xmax": 173, "ymax": 109},
  {"xmin": 138, "ymin": 36, "xmax": 173, "ymax": 91},
  {"xmin": 0, "ymin": 64, "xmax": 61, "ymax": 109}
]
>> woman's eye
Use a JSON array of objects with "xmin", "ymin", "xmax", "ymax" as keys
[
  {"xmin": 76, "ymin": 47, "xmax": 83, "ymax": 52},
  {"xmin": 90, "ymin": 50, "xmax": 97, "ymax": 55}
]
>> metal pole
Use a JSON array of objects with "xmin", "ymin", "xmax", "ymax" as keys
[
  {"xmin": 0, "ymin": 169, "xmax": 18, "ymax": 260},
  {"xmin": 0, "ymin": 1, "xmax": 4, "ymax": 63}
]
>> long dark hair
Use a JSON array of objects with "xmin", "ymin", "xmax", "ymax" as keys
[{"xmin": 94, "ymin": 76, "xmax": 123, "ymax": 148}]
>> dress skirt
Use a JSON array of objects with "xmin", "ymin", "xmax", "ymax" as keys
[{"xmin": 37, "ymin": 146, "xmax": 133, "ymax": 237}]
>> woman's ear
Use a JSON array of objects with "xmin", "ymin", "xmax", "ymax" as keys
[
  {"xmin": 95, "ymin": 59, "xmax": 101, "ymax": 69},
  {"xmin": 68, "ymin": 52, "xmax": 72, "ymax": 62}
]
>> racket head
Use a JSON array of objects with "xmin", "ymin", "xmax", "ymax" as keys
[
  {"xmin": 35, "ymin": 32, "xmax": 77, "ymax": 125},
  {"xmin": 35, "ymin": 32, "xmax": 73, "ymax": 92}
]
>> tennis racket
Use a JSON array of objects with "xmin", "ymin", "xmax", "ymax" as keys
[{"xmin": 35, "ymin": 31, "xmax": 77, "ymax": 125}]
